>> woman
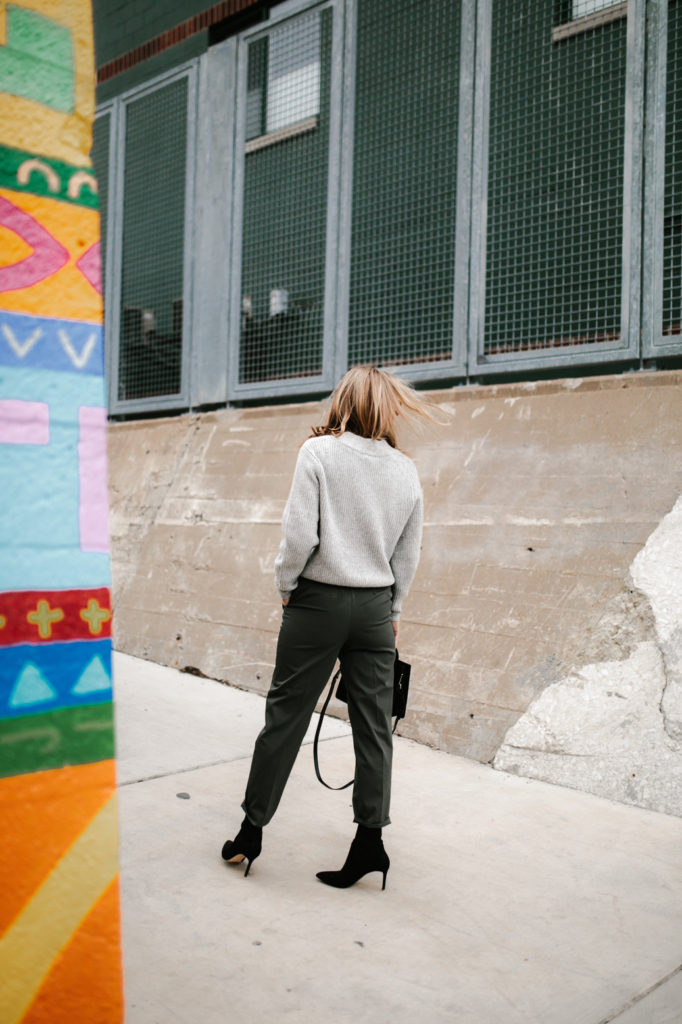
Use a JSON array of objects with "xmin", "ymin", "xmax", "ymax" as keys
[{"xmin": 221, "ymin": 365, "xmax": 434, "ymax": 889}]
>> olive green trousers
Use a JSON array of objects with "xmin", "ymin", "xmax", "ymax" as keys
[{"xmin": 242, "ymin": 577, "xmax": 395, "ymax": 829}]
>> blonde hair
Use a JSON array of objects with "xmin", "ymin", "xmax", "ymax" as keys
[{"xmin": 310, "ymin": 365, "xmax": 439, "ymax": 449}]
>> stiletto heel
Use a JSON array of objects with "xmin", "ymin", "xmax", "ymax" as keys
[
  {"xmin": 221, "ymin": 816, "xmax": 262, "ymax": 876},
  {"xmin": 316, "ymin": 826, "xmax": 390, "ymax": 890}
]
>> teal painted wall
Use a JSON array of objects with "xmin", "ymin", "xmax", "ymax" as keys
[
  {"xmin": 95, "ymin": 34, "xmax": 206, "ymax": 104},
  {"xmin": 92, "ymin": 0, "xmax": 212, "ymax": 65}
]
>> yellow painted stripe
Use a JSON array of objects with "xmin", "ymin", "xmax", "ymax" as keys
[{"xmin": 0, "ymin": 793, "xmax": 119, "ymax": 1024}]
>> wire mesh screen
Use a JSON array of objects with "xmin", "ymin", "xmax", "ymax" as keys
[
  {"xmin": 91, "ymin": 113, "xmax": 110, "ymax": 310},
  {"xmin": 118, "ymin": 78, "xmax": 188, "ymax": 401},
  {"xmin": 663, "ymin": 0, "xmax": 682, "ymax": 339},
  {"xmin": 238, "ymin": 8, "xmax": 332, "ymax": 385},
  {"xmin": 483, "ymin": 1, "xmax": 627, "ymax": 355},
  {"xmin": 571, "ymin": 0, "xmax": 621, "ymax": 16},
  {"xmin": 347, "ymin": 0, "xmax": 461, "ymax": 369}
]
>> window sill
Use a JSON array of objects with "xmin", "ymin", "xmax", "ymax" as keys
[
  {"xmin": 552, "ymin": 2, "xmax": 627, "ymax": 43},
  {"xmin": 245, "ymin": 115, "xmax": 319, "ymax": 154}
]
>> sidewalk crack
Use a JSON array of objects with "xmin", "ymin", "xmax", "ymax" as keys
[
  {"xmin": 595, "ymin": 962, "xmax": 682, "ymax": 1024},
  {"xmin": 117, "ymin": 733, "xmax": 352, "ymax": 786}
]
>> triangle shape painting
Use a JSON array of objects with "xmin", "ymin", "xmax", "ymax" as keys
[
  {"xmin": 10, "ymin": 663, "xmax": 57, "ymax": 707},
  {"xmin": 71, "ymin": 655, "xmax": 111, "ymax": 695}
]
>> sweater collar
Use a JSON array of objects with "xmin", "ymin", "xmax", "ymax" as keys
[{"xmin": 338, "ymin": 431, "xmax": 391, "ymax": 455}]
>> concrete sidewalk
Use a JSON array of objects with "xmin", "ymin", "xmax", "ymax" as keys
[{"xmin": 113, "ymin": 652, "xmax": 682, "ymax": 1024}]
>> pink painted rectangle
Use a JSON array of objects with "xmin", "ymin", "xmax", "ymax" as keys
[
  {"xmin": 0, "ymin": 399, "xmax": 49, "ymax": 445},
  {"xmin": 78, "ymin": 405, "xmax": 110, "ymax": 554}
]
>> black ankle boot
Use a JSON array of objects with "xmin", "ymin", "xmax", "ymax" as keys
[
  {"xmin": 221, "ymin": 816, "xmax": 262, "ymax": 876},
  {"xmin": 316, "ymin": 826, "xmax": 390, "ymax": 890}
]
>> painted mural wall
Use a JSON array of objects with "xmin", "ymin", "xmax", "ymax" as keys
[{"xmin": 0, "ymin": 2, "xmax": 123, "ymax": 1021}]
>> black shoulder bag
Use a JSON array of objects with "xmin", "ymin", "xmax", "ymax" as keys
[{"xmin": 313, "ymin": 650, "xmax": 411, "ymax": 790}]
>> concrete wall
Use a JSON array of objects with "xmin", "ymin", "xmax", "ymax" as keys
[{"xmin": 108, "ymin": 370, "xmax": 682, "ymax": 816}]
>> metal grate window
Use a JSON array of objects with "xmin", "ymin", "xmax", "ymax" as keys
[
  {"xmin": 118, "ymin": 77, "xmax": 188, "ymax": 402},
  {"xmin": 238, "ymin": 8, "xmax": 332, "ymax": 385},
  {"xmin": 246, "ymin": 16, "xmax": 321, "ymax": 138},
  {"xmin": 572, "ymin": 0, "xmax": 621, "ymax": 17},
  {"xmin": 92, "ymin": 113, "xmax": 110, "ymax": 310},
  {"xmin": 483, "ymin": 1, "xmax": 627, "ymax": 355},
  {"xmin": 347, "ymin": 0, "xmax": 461, "ymax": 369},
  {"xmin": 663, "ymin": 0, "xmax": 682, "ymax": 338}
]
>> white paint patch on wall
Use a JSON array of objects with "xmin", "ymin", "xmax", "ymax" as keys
[
  {"xmin": 494, "ymin": 495, "xmax": 682, "ymax": 817},
  {"xmin": 632, "ymin": 496, "xmax": 682, "ymax": 745}
]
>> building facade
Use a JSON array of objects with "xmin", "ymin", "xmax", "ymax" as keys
[
  {"xmin": 99, "ymin": 0, "xmax": 682, "ymax": 815},
  {"xmin": 93, "ymin": 0, "xmax": 682, "ymax": 416}
]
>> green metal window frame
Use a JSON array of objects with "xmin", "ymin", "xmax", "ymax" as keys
[
  {"xmin": 468, "ymin": 0, "xmax": 646, "ymax": 376},
  {"xmin": 227, "ymin": 0, "xmax": 347, "ymax": 401},
  {"xmin": 343, "ymin": 0, "xmax": 474, "ymax": 383},
  {"xmin": 97, "ymin": 63, "xmax": 198, "ymax": 416},
  {"xmin": 643, "ymin": 0, "xmax": 682, "ymax": 358}
]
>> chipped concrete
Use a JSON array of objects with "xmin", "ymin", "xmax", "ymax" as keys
[
  {"xmin": 494, "ymin": 497, "xmax": 682, "ymax": 817},
  {"xmin": 108, "ymin": 370, "xmax": 682, "ymax": 813},
  {"xmin": 632, "ymin": 496, "xmax": 682, "ymax": 746}
]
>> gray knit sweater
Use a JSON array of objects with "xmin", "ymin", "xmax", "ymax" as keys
[{"xmin": 274, "ymin": 431, "xmax": 424, "ymax": 619}]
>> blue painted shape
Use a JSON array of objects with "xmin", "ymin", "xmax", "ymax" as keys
[
  {"xmin": 0, "ymin": 366, "xmax": 110, "ymax": 590},
  {"xmin": 9, "ymin": 662, "xmax": 56, "ymax": 706},
  {"xmin": 0, "ymin": 548, "xmax": 111, "ymax": 591},
  {"xmin": 0, "ymin": 6, "xmax": 74, "ymax": 113},
  {"xmin": 0, "ymin": 639, "xmax": 112, "ymax": 720},
  {"xmin": 72, "ymin": 655, "xmax": 111, "ymax": 695},
  {"xmin": 0, "ymin": 311, "xmax": 104, "ymax": 377}
]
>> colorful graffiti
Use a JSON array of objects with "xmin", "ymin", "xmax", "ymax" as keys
[{"xmin": 0, "ymin": 2, "xmax": 123, "ymax": 1021}]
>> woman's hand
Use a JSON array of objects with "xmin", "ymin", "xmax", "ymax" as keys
[
  {"xmin": 282, "ymin": 597, "xmax": 290, "ymax": 607},
  {"xmin": 392, "ymin": 620, "xmax": 399, "ymax": 645}
]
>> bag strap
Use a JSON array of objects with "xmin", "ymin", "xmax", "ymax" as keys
[
  {"xmin": 314, "ymin": 663, "xmax": 402, "ymax": 787},
  {"xmin": 313, "ymin": 668, "xmax": 354, "ymax": 791}
]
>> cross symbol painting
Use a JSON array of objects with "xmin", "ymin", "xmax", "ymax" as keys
[
  {"xmin": 26, "ymin": 599, "xmax": 65, "ymax": 639},
  {"xmin": 0, "ymin": 588, "xmax": 112, "ymax": 644},
  {"xmin": 79, "ymin": 598, "xmax": 111, "ymax": 635}
]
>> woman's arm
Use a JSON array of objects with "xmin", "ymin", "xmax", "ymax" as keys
[
  {"xmin": 274, "ymin": 445, "xmax": 321, "ymax": 601},
  {"xmin": 389, "ymin": 491, "xmax": 424, "ymax": 621}
]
